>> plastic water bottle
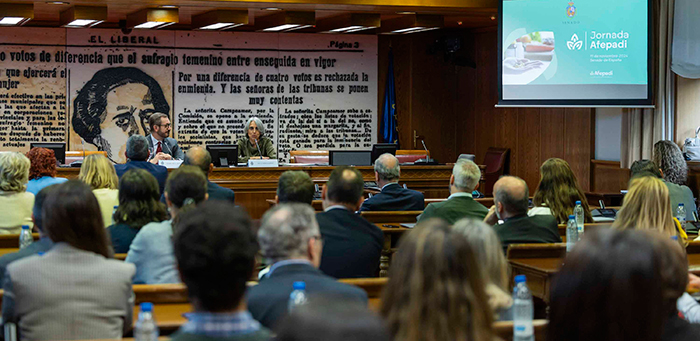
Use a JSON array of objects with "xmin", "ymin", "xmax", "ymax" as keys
[
  {"xmin": 566, "ymin": 215, "xmax": 578, "ymax": 252},
  {"xmin": 288, "ymin": 281, "xmax": 308, "ymax": 312},
  {"xmin": 513, "ymin": 275, "xmax": 534, "ymax": 341},
  {"xmin": 677, "ymin": 203, "xmax": 687, "ymax": 231},
  {"xmin": 574, "ymin": 200, "xmax": 584, "ymax": 235},
  {"xmin": 134, "ymin": 302, "xmax": 159, "ymax": 341},
  {"xmin": 19, "ymin": 225, "xmax": 32, "ymax": 249}
]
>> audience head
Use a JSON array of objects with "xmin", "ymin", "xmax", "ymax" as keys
[
  {"xmin": 493, "ymin": 176, "xmax": 529, "ymax": 219},
  {"xmin": 630, "ymin": 159, "xmax": 662, "ymax": 179},
  {"xmin": 0, "ymin": 152, "xmax": 30, "ymax": 193},
  {"xmin": 125, "ymin": 135, "xmax": 150, "ymax": 161},
  {"xmin": 165, "ymin": 166, "xmax": 208, "ymax": 221},
  {"xmin": 183, "ymin": 146, "xmax": 212, "ymax": 178},
  {"xmin": 453, "ymin": 218, "xmax": 509, "ymax": 291},
  {"xmin": 43, "ymin": 180, "xmax": 111, "ymax": 257},
  {"xmin": 277, "ymin": 170, "xmax": 315, "ymax": 205},
  {"xmin": 381, "ymin": 218, "xmax": 493, "ymax": 341},
  {"xmin": 548, "ymin": 229, "xmax": 686, "ymax": 341},
  {"xmin": 450, "ymin": 159, "xmax": 481, "ymax": 193},
  {"xmin": 374, "ymin": 153, "xmax": 400, "ymax": 184},
  {"xmin": 174, "ymin": 201, "xmax": 257, "ymax": 312},
  {"xmin": 533, "ymin": 158, "xmax": 592, "ymax": 223},
  {"xmin": 323, "ymin": 166, "xmax": 364, "ymax": 209},
  {"xmin": 33, "ymin": 185, "xmax": 59, "ymax": 233},
  {"xmin": 78, "ymin": 154, "xmax": 118, "ymax": 190},
  {"xmin": 653, "ymin": 140, "xmax": 688, "ymax": 185},
  {"xmin": 114, "ymin": 169, "xmax": 167, "ymax": 228},
  {"xmin": 26, "ymin": 147, "xmax": 57, "ymax": 180},
  {"xmin": 612, "ymin": 175, "xmax": 676, "ymax": 237},
  {"xmin": 258, "ymin": 203, "xmax": 322, "ymax": 267},
  {"xmin": 276, "ymin": 298, "xmax": 391, "ymax": 341}
]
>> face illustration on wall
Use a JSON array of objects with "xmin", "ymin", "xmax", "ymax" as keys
[{"xmin": 72, "ymin": 67, "xmax": 170, "ymax": 163}]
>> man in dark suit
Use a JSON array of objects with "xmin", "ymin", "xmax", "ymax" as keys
[
  {"xmin": 115, "ymin": 135, "xmax": 168, "ymax": 195},
  {"xmin": 183, "ymin": 146, "xmax": 235, "ymax": 203},
  {"xmin": 360, "ymin": 153, "xmax": 424, "ymax": 211},
  {"xmin": 485, "ymin": 176, "xmax": 561, "ymax": 253},
  {"xmin": 146, "ymin": 113, "xmax": 184, "ymax": 163},
  {"xmin": 316, "ymin": 166, "xmax": 383, "ymax": 278},
  {"xmin": 276, "ymin": 170, "xmax": 315, "ymax": 205},
  {"xmin": 418, "ymin": 159, "xmax": 489, "ymax": 224},
  {"xmin": 247, "ymin": 203, "xmax": 367, "ymax": 329}
]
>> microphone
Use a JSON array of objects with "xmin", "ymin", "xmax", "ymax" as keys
[
  {"xmin": 254, "ymin": 138, "xmax": 263, "ymax": 159},
  {"xmin": 414, "ymin": 139, "xmax": 437, "ymax": 165},
  {"xmin": 421, "ymin": 140, "xmax": 432, "ymax": 163}
]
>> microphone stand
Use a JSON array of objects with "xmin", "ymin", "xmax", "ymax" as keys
[{"xmin": 254, "ymin": 138, "xmax": 263, "ymax": 159}]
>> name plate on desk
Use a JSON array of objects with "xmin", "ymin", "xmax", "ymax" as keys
[
  {"xmin": 158, "ymin": 160, "xmax": 184, "ymax": 169},
  {"xmin": 248, "ymin": 159, "xmax": 279, "ymax": 168}
]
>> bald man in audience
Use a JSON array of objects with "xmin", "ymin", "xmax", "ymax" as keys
[
  {"xmin": 485, "ymin": 176, "xmax": 560, "ymax": 253},
  {"xmin": 418, "ymin": 159, "xmax": 488, "ymax": 224},
  {"xmin": 316, "ymin": 166, "xmax": 383, "ymax": 278},
  {"xmin": 360, "ymin": 153, "xmax": 424, "ymax": 211},
  {"xmin": 183, "ymin": 146, "xmax": 235, "ymax": 203}
]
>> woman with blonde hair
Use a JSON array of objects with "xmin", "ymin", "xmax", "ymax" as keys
[
  {"xmin": 0, "ymin": 152, "xmax": 34, "ymax": 233},
  {"xmin": 380, "ymin": 218, "xmax": 494, "ymax": 341},
  {"xmin": 531, "ymin": 158, "xmax": 593, "ymax": 224},
  {"xmin": 454, "ymin": 218, "xmax": 512, "ymax": 320},
  {"xmin": 79, "ymin": 154, "xmax": 119, "ymax": 227}
]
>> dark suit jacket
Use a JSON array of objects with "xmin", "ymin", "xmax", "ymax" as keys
[
  {"xmin": 246, "ymin": 263, "xmax": 367, "ymax": 329},
  {"xmin": 494, "ymin": 215, "xmax": 561, "ymax": 253},
  {"xmin": 207, "ymin": 181, "xmax": 235, "ymax": 202},
  {"xmin": 0, "ymin": 237, "xmax": 53, "ymax": 285},
  {"xmin": 316, "ymin": 208, "xmax": 383, "ymax": 278},
  {"xmin": 418, "ymin": 194, "xmax": 489, "ymax": 225},
  {"xmin": 115, "ymin": 161, "xmax": 168, "ymax": 195},
  {"xmin": 360, "ymin": 183, "xmax": 425, "ymax": 211},
  {"xmin": 147, "ymin": 136, "xmax": 184, "ymax": 160}
]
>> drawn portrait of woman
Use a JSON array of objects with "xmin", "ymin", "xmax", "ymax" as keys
[{"xmin": 72, "ymin": 67, "xmax": 170, "ymax": 163}]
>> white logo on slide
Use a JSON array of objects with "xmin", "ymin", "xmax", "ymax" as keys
[{"xmin": 567, "ymin": 34, "xmax": 583, "ymax": 50}]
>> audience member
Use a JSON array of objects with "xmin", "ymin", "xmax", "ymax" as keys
[
  {"xmin": 79, "ymin": 153, "xmax": 119, "ymax": 227},
  {"xmin": 453, "ymin": 218, "xmax": 512, "ymax": 320},
  {"xmin": 126, "ymin": 166, "xmax": 208, "ymax": 284},
  {"xmin": 360, "ymin": 153, "xmax": 424, "ymax": 211},
  {"xmin": 114, "ymin": 135, "xmax": 168, "ymax": 195},
  {"xmin": 530, "ymin": 158, "xmax": 593, "ymax": 224},
  {"xmin": 108, "ymin": 169, "xmax": 168, "ymax": 253},
  {"xmin": 316, "ymin": 166, "xmax": 383, "ymax": 278},
  {"xmin": 612, "ymin": 176, "xmax": 682, "ymax": 240},
  {"xmin": 485, "ymin": 176, "xmax": 560, "ymax": 253},
  {"xmin": 0, "ymin": 185, "xmax": 57, "ymax": 284},
  {"xmin": 2, "ymin": 180, "xmax": 134, "ymax": 340},
  {"xmin": 418, "ymin": 159, "xmax": 487, "ymax": 224},
  {"xmin": 654, "ymin": 140, "xmax": 689, "ymax": 186},
  {"xmin": 248, "ymin": 203, "xmax": 367, "ymax": 329},
  {"xmin": 276, "ymin": 170, "xmax": 315, "ymax": 205},
  {"xmin": 0, "ymin": 152, "xmax": 34, "ymax": 233},
  {"xmin": 276, "ymin": 298, "xmax": 390, "ymax": 341},
  {"xmin": 183, "ymin": 146, "xmax": 235, "ymax": 202},
  {"xmin": 171, "ymin": 201, "xmax": 270, "ymax": 341},
  {"xmin": 25, "ymin": 147, "xmax": 67, "ymax": 195},
  {"xmin": 632, "ymin": 159, "xmax": 697, "ymax": 225},
  {"xmin": 548, "ymin": 229, "xmax": 700, "ymax": 341},
  {"xmin": 380, "ymin": 219, "xmax": 493, "ymax": 341}
]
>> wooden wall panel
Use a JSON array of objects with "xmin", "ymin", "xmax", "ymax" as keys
[
  {"xmin": 563, "ymin": 109, "xmax": 593, "ymax": 191},
  {"xmin": 517, "ymin": 108, "xmax": 542, "ymax": 189},
  {"xmin": 539, "ymin": 108, "xmax": 566, "ymax": 161},
  {"xmin": 590, "ymin": 160, "xmax": 629, "ymax": 193}
]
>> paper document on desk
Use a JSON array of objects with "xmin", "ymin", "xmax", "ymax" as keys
[{"xmin": 400, "ymin": 223, "xmax": 416, "ymax": 229}]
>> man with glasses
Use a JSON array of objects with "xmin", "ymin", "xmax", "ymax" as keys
[
  {"xmin": 247, "ymin": 203, "xmax": 367, "ymax": 329},
  {"xmin": 147, "ymin": 113, "xmax": 184, "ymax": 164}
]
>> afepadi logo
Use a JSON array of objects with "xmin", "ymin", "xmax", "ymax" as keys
[
  {"xmin": 566, "ymin": 1, "xmax": 576, "ymax": 18},
  {"xmin": 567, "ymin": 34, "xmax": 583, "ymax": 50}
]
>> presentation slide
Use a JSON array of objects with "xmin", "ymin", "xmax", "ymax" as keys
[{"xmin": 500, "ymin": 0, "xmax": 650, "ymax": 105}]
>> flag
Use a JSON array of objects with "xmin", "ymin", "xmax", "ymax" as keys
[{"xmin": 382, "ymin": 48, "xmax": 399, "ymax": 146}]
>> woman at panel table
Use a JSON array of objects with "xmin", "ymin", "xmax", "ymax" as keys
[{"xmin": 237, "ymin": 117, "xmax": 277, "ymax": 163}]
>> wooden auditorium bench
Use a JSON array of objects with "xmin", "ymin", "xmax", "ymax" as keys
[
  {"xmin": 360, "ymin": 211, "xmax": 421, "ymax": 224},
  {"xmin": 493, "ymin": 320, "xmax": 548, "ymax": 341},
  {"xmin": 0, "ymin": 233, "xmax": 40, "ymax": 248},
  {"xmin": 557, "ymin": 222, "xmax": 612, "ymax": 241}
]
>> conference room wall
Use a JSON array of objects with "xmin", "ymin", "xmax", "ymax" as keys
[{"xmin": 377, "ymin": 27, "xmax": 593, "ymax": 192}]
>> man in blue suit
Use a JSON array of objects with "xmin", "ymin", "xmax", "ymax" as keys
[
  {"xmin": 115, "ymin": 135, "xmax": 168, "ymax": 195},
  {"xmin": 183, "ymin": 146, "xmax": 235, "ymax": 203},
  {"xmin": 360, "ymin": 153, "xmax": 424, "ymax": 211}
]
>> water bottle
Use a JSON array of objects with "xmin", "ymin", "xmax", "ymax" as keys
[
  {"xmin": 134, "ymin": 302, "xmax": 159, "ymax": 341},
  {"xmin": 677, "ymin": 203, "xmax": 687, "ymax": 231},
  {"xmin": 288, "ymin": 281, "xmax": 308, "ymax": 312},
  {"xmin": 513, "ymin": 275, "xmax": 534, "ymax": 341},
  {"xmin": 112, "ymin": 205, "xmax": 118, "ymax": 223},
  {"xmin": 566, "ymin": 215, "xmax": 578, "ymax": 252},
  {"xmin": 19, "ymin": 225, "xmax": 32, "ymax": 249},
  {"xmin": 574, "ymin": 200, "xmax": 584, "ymax": 235}
]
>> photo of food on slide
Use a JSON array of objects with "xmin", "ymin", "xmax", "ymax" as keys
[{"xmin": 502, "ymin": 31, "xmax": 555, "ymax": 85}]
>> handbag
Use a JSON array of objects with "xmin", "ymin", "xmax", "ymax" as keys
[{"xmin": 684, "ymin": 126, "xmax": 700, "ymax": 161}]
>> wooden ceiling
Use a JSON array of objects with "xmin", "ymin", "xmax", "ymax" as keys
[{"xmin": 7, "ymin": 0, "xmax": 498, "ymax": 31}]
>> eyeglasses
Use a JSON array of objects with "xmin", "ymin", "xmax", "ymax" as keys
[
  {"xmin": 158, "ymin": 123, "xmax": 172, "ymax": 128},
  {"xmin": 312, "ymin": 235, "xmax": 323, "ymax": 243}
]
